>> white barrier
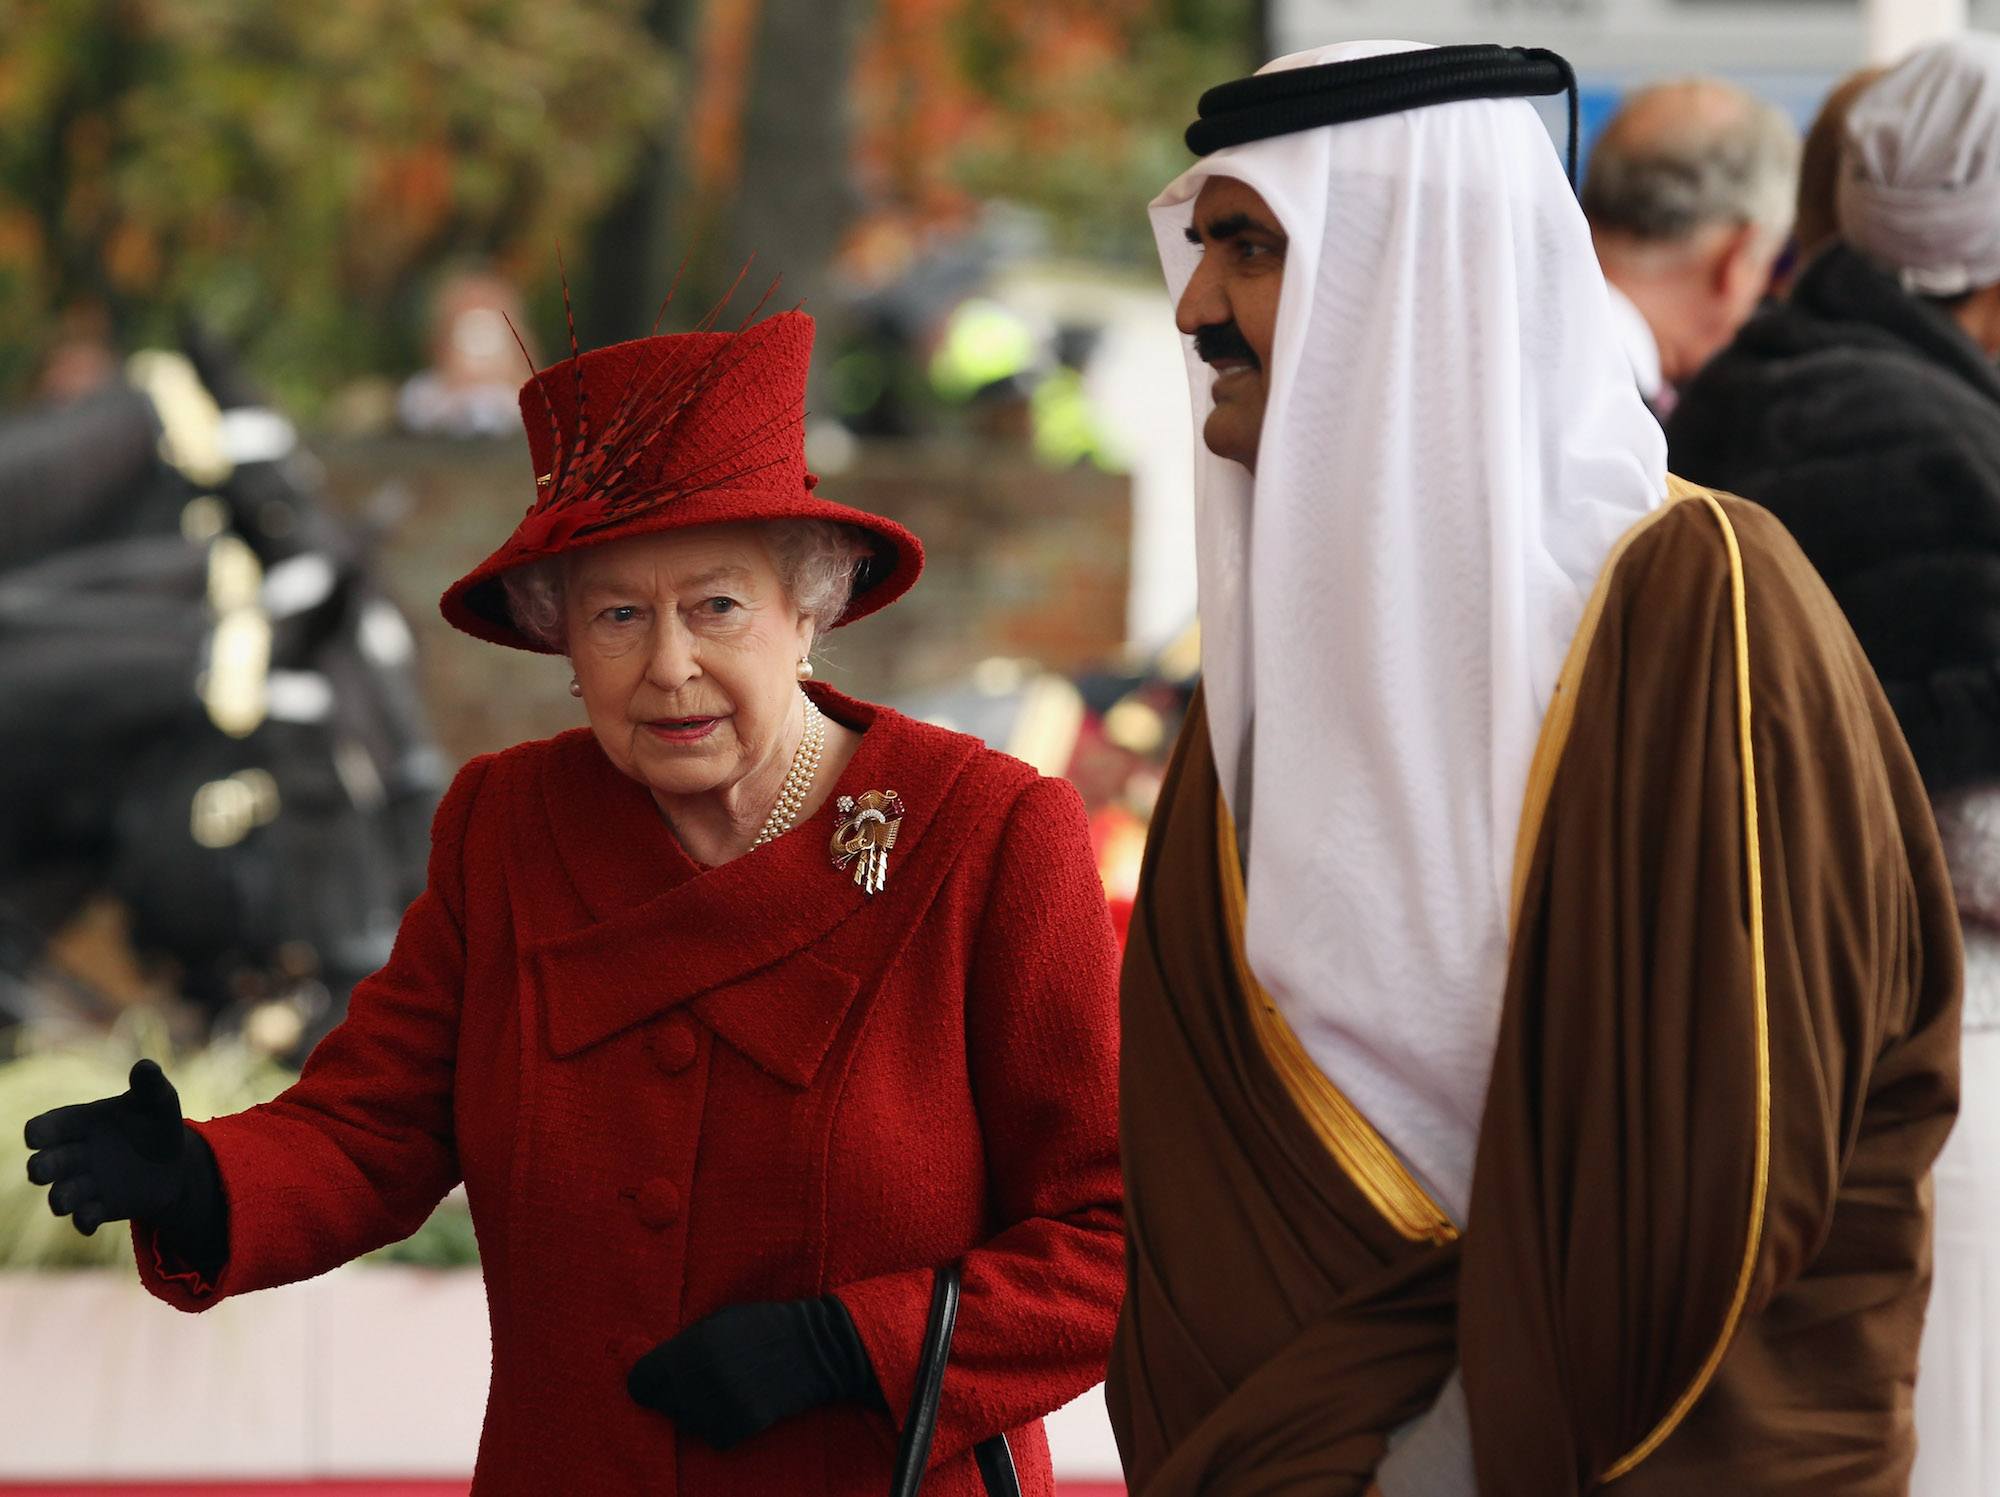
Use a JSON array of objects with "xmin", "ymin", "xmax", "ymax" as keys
[{"xmin": 0, "ymin": 1268, "xmax": 1123, "ymax": 1482}]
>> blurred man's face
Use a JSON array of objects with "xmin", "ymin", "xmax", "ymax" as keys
[
  {"xmin": 1689, "ymin": 223, "xmax": 1784, "ymax": 380},
  {"xmin": 1176, "ymin": 176, "xmax": 1287, "ymax": 472}
]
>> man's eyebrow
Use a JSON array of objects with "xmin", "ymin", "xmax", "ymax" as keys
[{"xmin": 1185, "ymin": 211, "xmax": 1277, "ymax": 246}]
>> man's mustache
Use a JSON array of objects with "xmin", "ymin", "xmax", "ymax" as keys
[{"xmin": 1194, "ymin": 322, "xmax": 1260, "ymax": 370}]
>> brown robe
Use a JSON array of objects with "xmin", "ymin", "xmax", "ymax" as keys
[{"xmin": 1107, "ymin": 486, "xmax": 1962, "ymax": 1495}]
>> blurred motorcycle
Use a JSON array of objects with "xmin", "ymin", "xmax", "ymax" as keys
[{"xmin": 0, "ymin": 332, "xmax": 443, "ymax": 1057}]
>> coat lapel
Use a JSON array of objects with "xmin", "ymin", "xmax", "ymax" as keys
[{"xmin": 524, "ymin": 689, "xmax": 982, "ymax": 1084}]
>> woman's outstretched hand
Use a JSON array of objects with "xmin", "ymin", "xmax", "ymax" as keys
[{"xmin": 23, "ymin": 1059, "xmax": 226, "ymax": 1269}]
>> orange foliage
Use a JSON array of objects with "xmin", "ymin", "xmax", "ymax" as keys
[
  {"xmin": 690, "ymin": 0, "xmax": 767, "ymax": 199},
  {"xmin": 855, "ymin": 0, "xmax": 1149, "ymax": 224}
]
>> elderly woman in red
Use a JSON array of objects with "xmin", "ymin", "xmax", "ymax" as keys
[{"xmin": 22, "ymin": 311, "xmax": 1125, "ymax": 1495}]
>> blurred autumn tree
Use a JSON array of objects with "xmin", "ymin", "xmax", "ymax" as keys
[
  {"xmin": 0, "ymin": 0, "xmax": 1257, "ymax": 408},
  {"xmin": 0, "ymin": 0, "xmax": 673, "ymax": 406},
  {"xmin": 856, "ymin": 0, "xmax": 1262, "ymax": 262},
  {"xmin": 585, "ymin": 0, "xmax": 868, "ymax": 354},
  {"xmin": 584, "ymin": 0, "xmax": 1260, "ymax": 396}
]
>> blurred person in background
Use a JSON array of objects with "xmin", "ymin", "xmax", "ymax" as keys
[
  {"xmin": 397, "ymin": 268, "xmax": 540, "ymax": 438},
  {"xmin": 23, "ymin": 309, "xmax": 1125, "ymax": 1495},
  {"xmin": 1111, "ymin": 38, "xmax": 1959, "ymax": 1497},
  {"xmin": 1583, "ymin": 78, "xmax": 1801, "ymax": 416},
  {"xmin": 32, "ymin": 307, "xmax": 120, "ymax": 405},
  {"xmin": 1781, "ymin": 65, "xmax": 1887, "ymax": 291},
  {"xmin": 1667, "ymin": 36, "xmax": 2000, "ymax": 1496}
]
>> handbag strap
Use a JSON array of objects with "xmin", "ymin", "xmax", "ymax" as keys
[
  {"xmin": 974, "ymin": 1431, "xmax": 1022, "ymax": 1495},
  {"xmin": 887, "ymin": 1266, "xmax": 1022, "ymax": 1497},
  {"xmin": 889, "ymin": 1269, "xmax": 960, "ymax": 1497}
]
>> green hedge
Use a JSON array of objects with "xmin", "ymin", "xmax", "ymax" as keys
[{"xmin": 3, "ymin": 1017, "xmax": 478, "ymax": 1271}]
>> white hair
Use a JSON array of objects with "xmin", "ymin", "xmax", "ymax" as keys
[
  {"xmin": 500, "ymin": 518, "xmax": 873, "ymax": 654},
  {"xmin": 1583, "ymin": 79, "xmax": 1801, "ymax": 245}
]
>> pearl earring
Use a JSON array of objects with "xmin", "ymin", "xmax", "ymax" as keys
[
  {"xmin": 568, "ymin": 676, "xmax": 583, "ymax": 698},
  {"xmin": 796, "ymin": 658, "xmax": 814, "ymax": 681}
]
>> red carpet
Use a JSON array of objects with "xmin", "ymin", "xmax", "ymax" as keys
[{"xmin": 0, "ymin": 1486, "xmax": 1126, "ymax": 1496}]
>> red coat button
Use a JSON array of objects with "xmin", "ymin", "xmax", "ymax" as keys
[
  {"xmin": 649, "ymin": 1019, "xmax": 699, "ymax": 1075},
  {"xmin": 634, "ymin": 1177, "xmax": 681, "ymax": 1230}
]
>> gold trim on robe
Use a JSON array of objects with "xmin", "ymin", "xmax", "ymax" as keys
[
  {"xmin": 1506, "ymin": 479, "xmax": 1773, "ymax": 1481},
  {"xmin": 1510, "ymin": 488, "xmax": 1688, "ymax": 927},
  {"xmin": 1215, "ymin": 793, "xmax": 1460, "ymax": 1246},
  {"xmin": 1598, "ymin": 487, "xmax": 1772, "ymax": 1483},
  {"xmin": 1503, "ymin": 479, "xmax": 1774, "ymax": 1482}
]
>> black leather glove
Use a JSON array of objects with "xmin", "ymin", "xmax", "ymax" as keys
[
  {"xmin": 628, "ymin": 1295, "xmax": 885, "ymax": 1449},
  {"xmin": 22, "ymin": 1059, "xmax": 228, "ymax": 1274}
]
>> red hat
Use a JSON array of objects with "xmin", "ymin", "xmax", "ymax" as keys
[{"xmin": 440, "ymin": 309, "xmax": 922, "ymax": 653}]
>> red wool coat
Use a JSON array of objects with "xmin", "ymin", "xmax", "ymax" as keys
[{"xmin": 137, "ymin": 687, "xmax": 1126, "ymax": 1495}]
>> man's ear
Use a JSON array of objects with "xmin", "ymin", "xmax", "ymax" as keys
[{"xmin": 1713, "ymin": 222, "xmax": 1767, "ymax": 299}]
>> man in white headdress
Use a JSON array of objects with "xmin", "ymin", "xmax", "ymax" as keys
[
  {"xmin": 1669, "ymin": 35, "xmax": 2000, "ymax": 1497},
  {"xmin": 1107, "ymin": 40, "xmax": 1961, "ymax": 1497}
]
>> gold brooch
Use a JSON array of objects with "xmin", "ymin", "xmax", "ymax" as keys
[{"xmin": 830, "ymin": 790, "xmax": 905, "ymax": 895}]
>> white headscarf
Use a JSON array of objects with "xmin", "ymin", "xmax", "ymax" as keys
[
  {"xmin": 1152, "ymin": 39, "xmax": 1666, "ymax": 1217},
  {"xmin": 1840, "ymin": 33, "xmax": 2000, "ymax": 298}
]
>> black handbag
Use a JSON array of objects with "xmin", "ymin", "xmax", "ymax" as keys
[{"xmin": 888, "ymin": 1267, "xmax": 1022, "ymax": 1497}]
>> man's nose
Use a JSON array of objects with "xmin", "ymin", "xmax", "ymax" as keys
[{"xmin": 1176, "ymin": 259, "xmax": 1228, "ymax": 337}]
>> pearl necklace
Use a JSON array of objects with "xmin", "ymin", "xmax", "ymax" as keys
[{"xmin": 751, "ymin": 692, "xmax": 824, "ymax": 848}]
